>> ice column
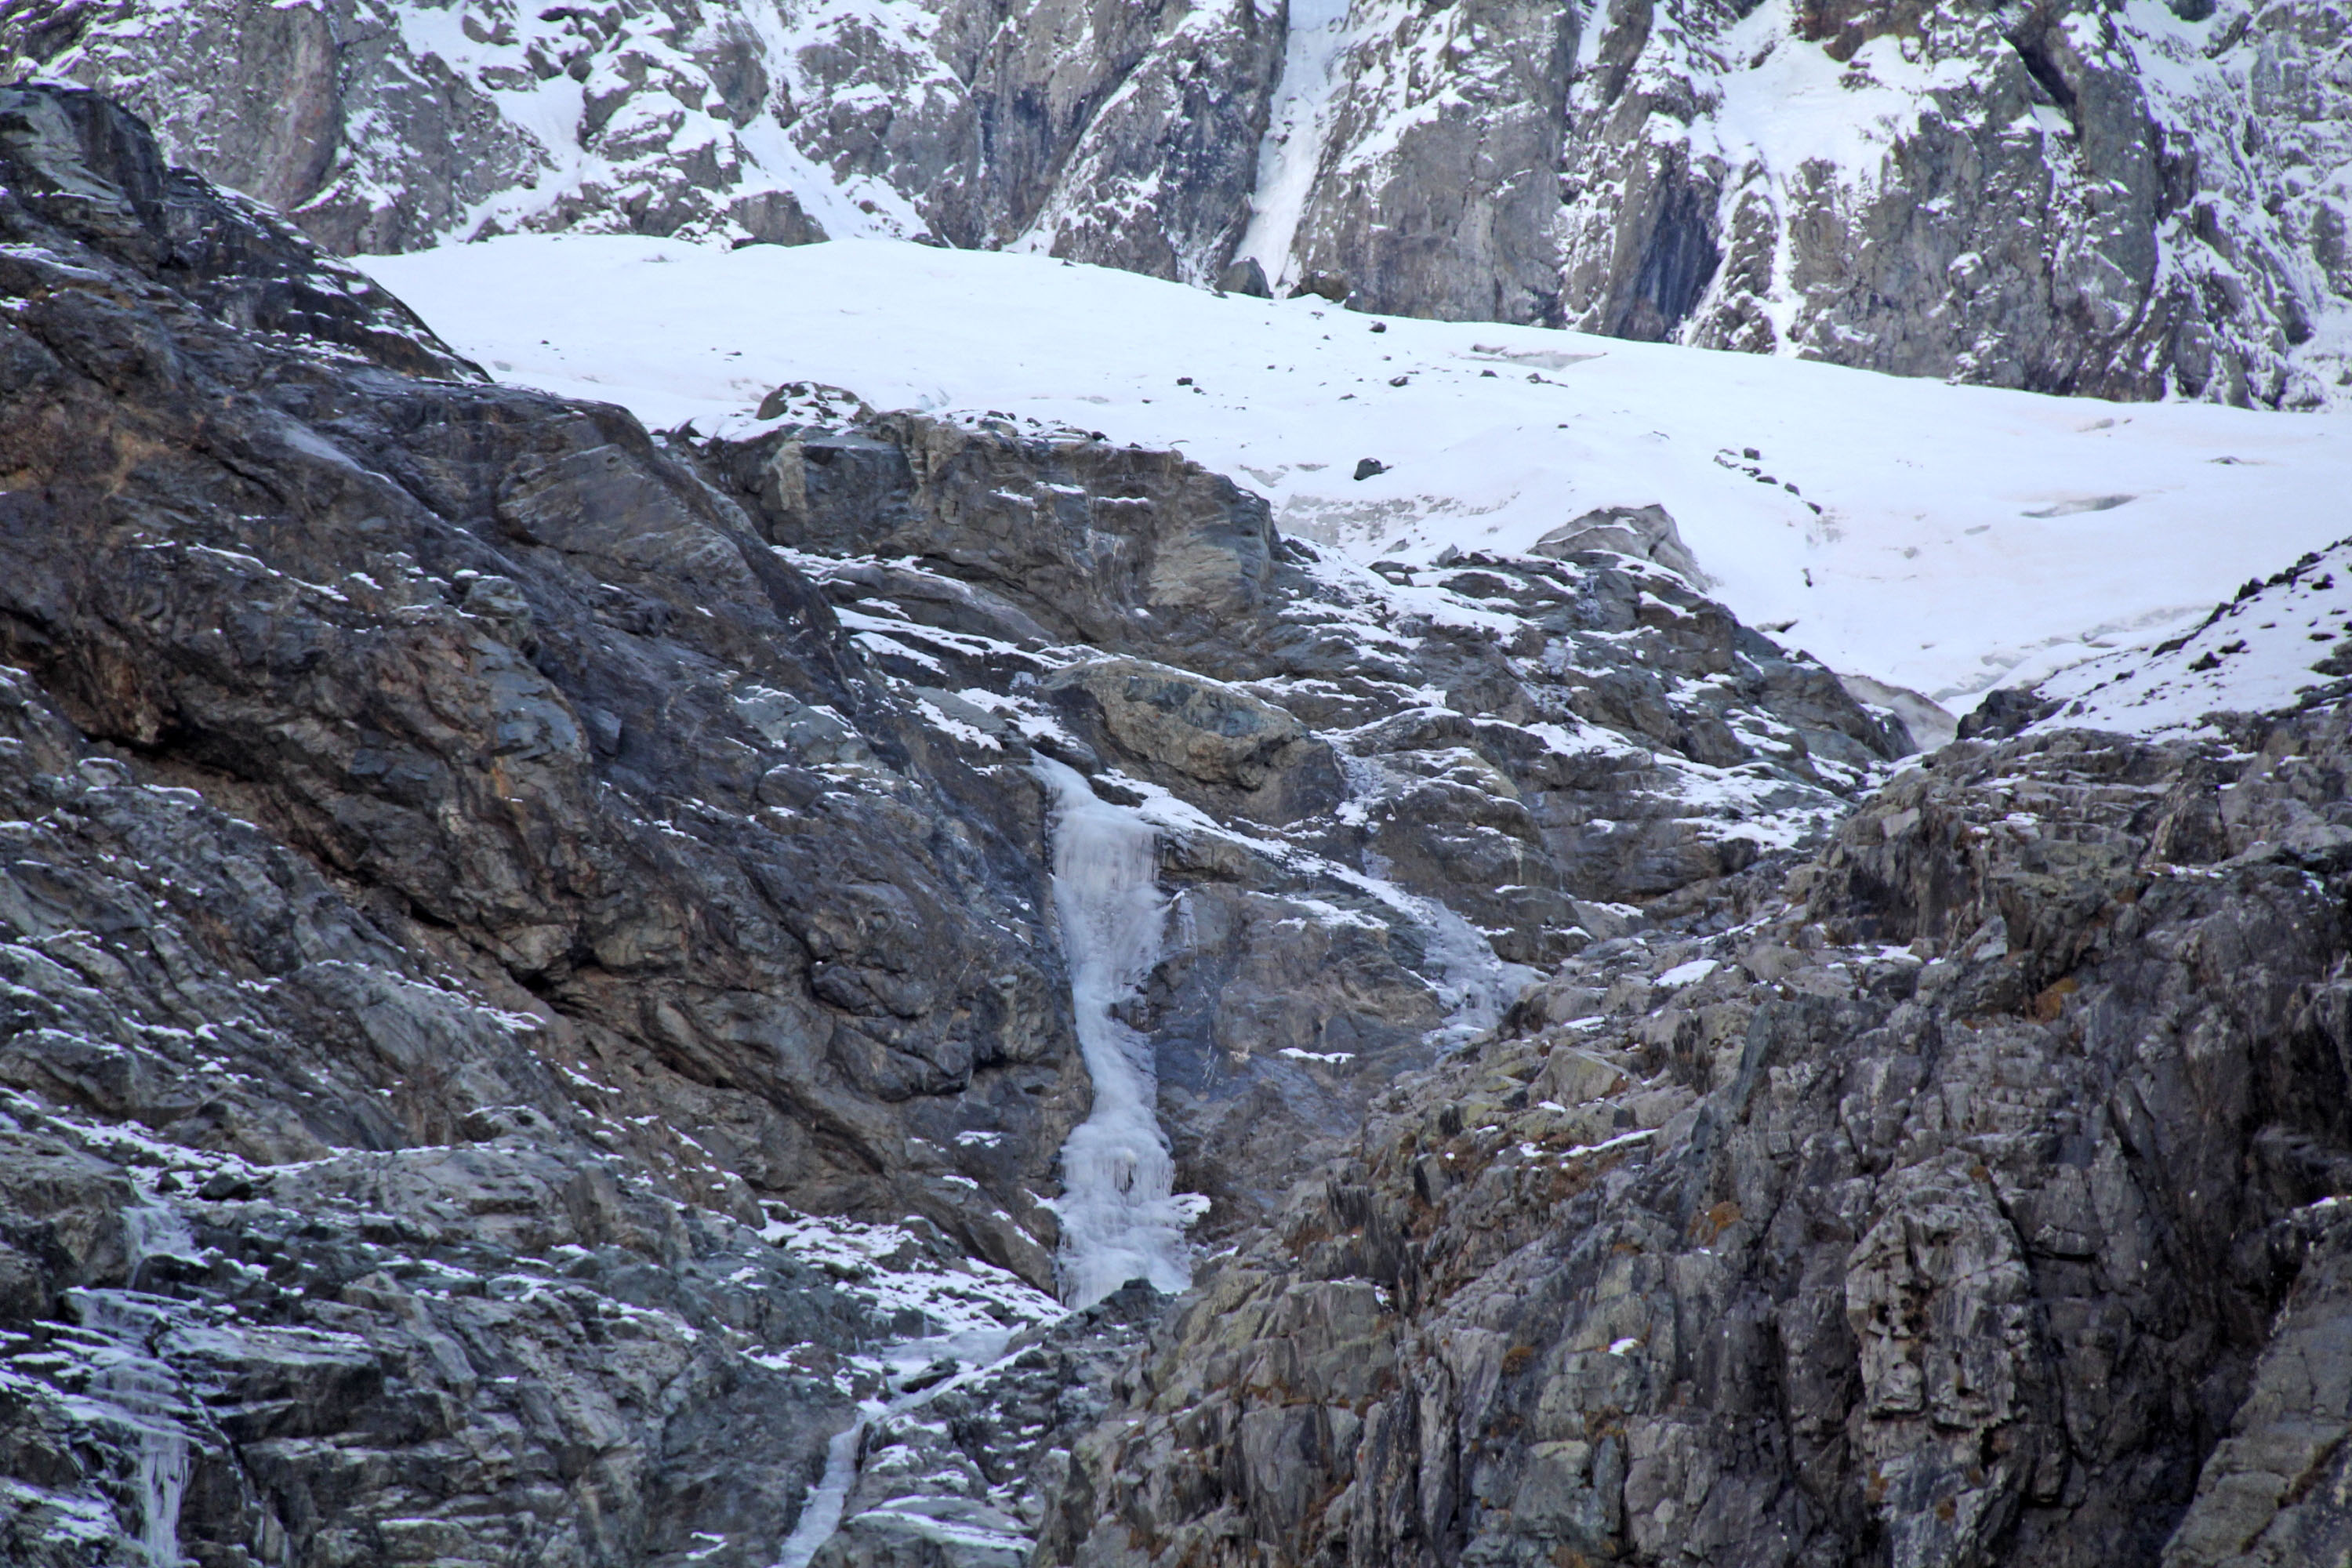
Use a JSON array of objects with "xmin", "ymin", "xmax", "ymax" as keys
[
  {"xmin": 132, "ymin": 1419, "xmax": 191, "ymax": 1568},
  {"xmin": 75, "ymin": 1287, "xmax": 191, "ymax": 1568},
  {"xmin": 770, "ymin": 1421, "xmax": 865, "ymax": 1568},
  {"xmin": 1034, "ymin": 758, "xmax": 1192, "ymax": 1307},
  {"xmin": 1232, "ymin": 0, "xmax": 1355, "ymax": 289}
]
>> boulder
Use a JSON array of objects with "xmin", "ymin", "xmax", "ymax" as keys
[
  {"xmin": 1044, "ymin": 657, "xmax": 1343, "ymax": 825},
  {"xmin": 1530, "ymin": 503, "xmax": 1708, "ymax": 586}
]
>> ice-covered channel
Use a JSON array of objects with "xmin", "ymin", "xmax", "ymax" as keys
[
  {"xmin": 768, "ymin": 1322, "xmax": 1027, "ymax": 1568},
  {"xmin": 768, "ymin": 763, "xmax": 1198, "ymax": 1563},
  {"xmin": 1034, "ymin": 758, "xmax": 1198, "ymax": 1308}
]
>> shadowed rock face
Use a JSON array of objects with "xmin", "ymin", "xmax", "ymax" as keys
[
  {"xmin": 0, "ymin": 84, "xmax": 1094, "ymax": 1568},
  {"xmin": 0, "ymin": 84, "xmax": 1084, "ymax": 1279}
]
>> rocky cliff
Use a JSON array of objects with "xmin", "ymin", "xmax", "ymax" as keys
[
  {"xmin": 4, "ymin": 80, "xmax": 2348, "ymax": 1568},
  {"xmin": 0, "ymin": 84, "xmax": 1930, "ymax": 1566},
  {"xmin": 5, "ymin": 0, "xmax": 2346, "ymax": 407},
  {"xmin": 1041, "ymin": 660, "xmax": 2352, "ymax": 1568}
]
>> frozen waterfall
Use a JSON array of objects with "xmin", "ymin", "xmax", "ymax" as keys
[
  {"xmin": 1035, "ymin": 758, "xmax": 1194, "ymax": 1307},
  {"xmin": 72, "ymin": 1283, "xmax": 191, "ymax": 1568},
  {"xmin": 1233, "ymin": 0, "xmax": 1355, "ymax": 291},
  {"xmin": 770, "ymin": 1420, "xmax": 865, "ymax": 1568}
]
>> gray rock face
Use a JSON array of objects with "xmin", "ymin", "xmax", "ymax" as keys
[
  {"xmin": 0, "ymin": 0, "xmax": 1287, "ymax": 278},
  {"xmin": 1530, "ymin": 503, "xmax": 1708, "ymax": 589},
  {"xmin": 0, "ymin": 84, "xmax": 1083, "ymax": 1287},
  {"xmin": 8, "ymin": 0, "xmax": 2343, "ymax": 404},
  {"xmin": 1567, "ymin": 0, "xmax": 2352, "ymax": 406},
  {"xmin": 1270, "ymin": 0, "xmax": 1577, "ymax": 327},
  {"xmin": 0, "ymin": 83, "xmax": 1917, "ymax": 1568},
  {"xmin": 1041, "ymin": 713, "xmax": 2352, "ymax": 1568},
  {"xmin": 696, "ymin": 404, "xmax": 1910, "ymax": 1243},
  {"xmin": 0, "ymin": 83, "xmax": 1093, "ymax": 1567},
  {"xmin": 806, "ymin": 1280, "xmax": 1168, "ymax": 1568},
  {"xmin": 969, "ymin": 0, "xmax": 1285, "ymax": 285}
]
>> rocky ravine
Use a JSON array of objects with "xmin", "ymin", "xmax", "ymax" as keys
[
  {"xmin": 0, "ymin": 84, "xmax": 1937, "ymax": 1566},
  {"xmin": 4, "ymin": 0, "xmax": 2347, "ymax": 408}
]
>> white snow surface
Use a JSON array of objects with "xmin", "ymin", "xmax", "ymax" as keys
[
  {"xmin": 361, "ymin": 235, "xmax": 2352, "ymax": 710},
  {"xmin": 758, "ymin": 1208, "xmax": 1061, "ymax": 1341},
  {"xmin": 2029, "ymin": 538, "xmax": 2352, "ymax": 739}
]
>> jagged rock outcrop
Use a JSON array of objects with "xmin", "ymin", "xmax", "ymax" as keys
[
  {"xmin": 0, "ymin": 82, "xmax": 1084, "ymax": 1285},
  {"xmin": 804, "ymin": 1279, "xmax": 1168, "ymax": 1568},
  {"xmin": 0, "ymin": 0, "xmax": 1288, "ymax": 280},
  {"xmin": 8, "ymin": 0, "xmax": 2344, "ymax": 405},
  {"xmin": 1267, "ymin": 0, "xmax": 1577, "ymax": 328},
  {"xmin": 1042, "ymin": 713, "xmax": 2352, "ymax": 1567},
  {"xmin": 1559, "ymin": 0, "xmax": 2352, "ymax": 405}
]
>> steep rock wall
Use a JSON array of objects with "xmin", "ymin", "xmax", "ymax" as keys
[{"xmin": 1045, "ymin": 713, "xmax": 2352, "ymax": 1568}]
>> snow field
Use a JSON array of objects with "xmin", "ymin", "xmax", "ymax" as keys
[{"xmin": 362, "ymin": 235, "xmax": 2352, "ymax": 721}]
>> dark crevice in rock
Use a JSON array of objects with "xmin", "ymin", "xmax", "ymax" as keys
[
  {"xmin": 2007, "ymin": 23, "xmax": 2081, "ymax": 122},
  {"xmin": 1612, "ymin": 179, "xmax": 1724, "ymax": 342}
]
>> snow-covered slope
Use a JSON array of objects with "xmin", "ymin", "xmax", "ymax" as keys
[
  {"xmin": 11, "ymin": 0, "xmax": 2347, "ymax": 406},
  {"xmin": 2025, "ymin": 536, "xmax": 2352, "ymax": 738},
  {"xmin": 361, "ymin": 234, "xmax": 2352, "ymax": 713}
]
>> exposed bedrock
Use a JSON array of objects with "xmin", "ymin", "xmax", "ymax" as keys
[
  {"xmin": 0, "ymin": 83, "xmax": 1083, "ymax": 1568},
  {"xmin": 1040, "ymin": 716, "xmax": 2352, "ymax": 1568},
  {"xmin": 3, "ymin": 82, "xmax": 2350, "ymax": 1568},
  {"xmin": 0, "ymin": 84, "xmax": 1916, "ymax": 1566},
  {"xmin": 697, "ymin": 401, "xmax": 1910, "ymax": 1241}
]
